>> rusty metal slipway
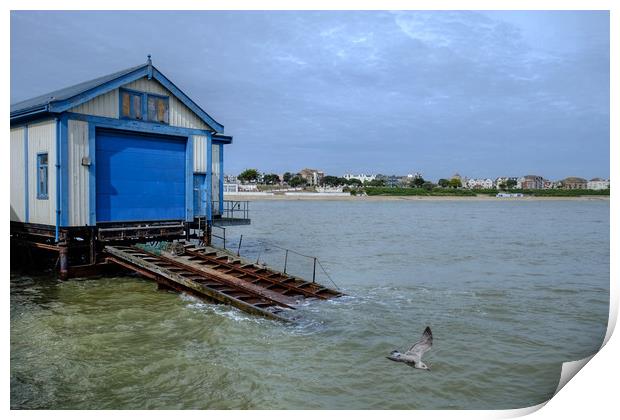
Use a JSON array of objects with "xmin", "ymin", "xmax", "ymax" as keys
[{"xmin": 103, "ymin": 242, "xmax": 343, "ymax": 321}]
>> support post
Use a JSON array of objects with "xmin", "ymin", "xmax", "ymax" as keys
[
  {"xmin": 89, "ymin": 228, "xmax": 96, "ymax": 264},
  {"xmin": 284, "ymin": 249, "xmax": 289, "ymax": 274},
  {"xmin": 312, "ymin": 257, "xmax": 317, "ymax": 283},
  {"xmin": 59, "ymin": 242, "xmax": 69, "ymax": 280},
  {"xmin": 205, "ymin": 223, "xmax": 212, "ymax": 246},
  {"xmin": 237, "ymin": 234, "xmax": 243, "ymax": 256}
]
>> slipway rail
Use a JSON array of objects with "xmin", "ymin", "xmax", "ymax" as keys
[
  {"xmin": 103, "ymin": 243, "xmax": 343, "ymax": 321},
  {"xmin": 181, "ymin": 242, "xmax": 343, "ymax": 300}
]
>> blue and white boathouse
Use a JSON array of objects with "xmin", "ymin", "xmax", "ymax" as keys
[{"xmin": 10, "ymin": 57, "xmax": 248, "ymax": 277}]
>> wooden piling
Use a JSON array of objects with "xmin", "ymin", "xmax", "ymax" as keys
[
  {"xmin": 58, "ymin": 242, "xmax": 69, "ymax": 280},
  {"xmin": 205, "ymin": 223, "xmax": 212, "ymax": 246}
]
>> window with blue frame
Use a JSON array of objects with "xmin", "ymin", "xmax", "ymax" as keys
[
  {"xmin": 120, "ymin": 88, "xmax": 169, "ymax": 124},
  {"xmin": 147, "ymin": 94, "xmax": 169, "ymax": 124},
  {"xmin": 36, "ymin": 153, "xmax": 48, "ymax": 199},
  {"xmin": 121, "ymin": 89, "xmax": 143, "ymax": 120}
]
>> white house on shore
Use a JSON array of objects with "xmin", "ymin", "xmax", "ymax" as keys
[
  {"xmin": 495, "ymin": 177, "xmax": 518, "ymax": 188},
  {"xmin": 587, "ymin": 178, "xmax": 610, "ymax": 190},
  {"xmin": 343, "ymin": 173, "xmax": 376, "ymax": 183},
  {"xmin": 465, "ymin": 178, "xmax": 494, "ymax": 189}
]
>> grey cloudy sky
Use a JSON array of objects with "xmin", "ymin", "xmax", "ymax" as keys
[{"xmin": 11, "ymin": 11, "xmax": 609, "ymax": 180}]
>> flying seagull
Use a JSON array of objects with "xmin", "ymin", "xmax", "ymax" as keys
[{"xmin": 387, "ymin": 326, "xmax": 433, "ymax": 370}]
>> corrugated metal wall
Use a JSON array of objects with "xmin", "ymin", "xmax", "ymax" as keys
[
  {"xmin": 193, "ymin": 135, "xmax": 207, "ymax": 173},
  {"xmin": 212, "ymin": 144, "xmax": 221, "ymax": 215},
  {"xmin": 68, "ymin": 77, "xmax": 212, "ymax": 130},
  {"xmin": 10, "ymin": 127, "xmax": 26, "ymax": 222},
  {"xmin": 27, "ymin": 120, "xmax": 57, "ymax": 225},
  {"xmin": 68, "ymin": 120, "xmax": 90, "ymax": 226},
  {"xmin": 70, "ymin": 89, "xmax": 118, "ymax": 118}
]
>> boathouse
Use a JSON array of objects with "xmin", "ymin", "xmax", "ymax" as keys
[{"xmin": 10, "ymin": 57, "xmax": 249, "ymax": 277}]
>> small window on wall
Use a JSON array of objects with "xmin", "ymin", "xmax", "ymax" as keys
[
  {"xmin": 36, "ymin": 153, "xmax": 48, "ymax": 199},
  {"xmin": 120, "ymin": 89, "xmax": 143, "ymax": 120},
  {"xmin": 147, "ymin": 95, "xmax": 169, "ymax": 124}
]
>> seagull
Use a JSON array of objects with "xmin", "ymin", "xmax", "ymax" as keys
[{"xmin": 387, "ymin": 326, "xmax": 433, "ymax": 370}]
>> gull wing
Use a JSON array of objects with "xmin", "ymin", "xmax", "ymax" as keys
[{"xmin": 405, "ymin": 326, "xmax": 433, "ymax": 360}]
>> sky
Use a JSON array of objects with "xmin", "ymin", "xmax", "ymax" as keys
[{"xmin": 10, "ymin": 10, "xmax": 610, "ymax": 180}]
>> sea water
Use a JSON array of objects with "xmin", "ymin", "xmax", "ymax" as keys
[{"xmin": 10, "ymin": 199, "xmax": 609, "ymax": 409}]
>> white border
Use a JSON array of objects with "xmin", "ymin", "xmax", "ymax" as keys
[{"xmin": 3, "ymin": 1, "xmax": 616, "ymax": 418}]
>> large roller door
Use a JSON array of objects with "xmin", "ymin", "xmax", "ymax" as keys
[{"xmin": 96, "ymin": 129, "xmax": 186, "ymax": 222}]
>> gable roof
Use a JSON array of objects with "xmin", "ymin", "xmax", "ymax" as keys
[{"xmin": 10, "ymin": 59, "xmax": 224, "ymax": 132}]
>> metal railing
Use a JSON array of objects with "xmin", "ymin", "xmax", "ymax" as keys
[
  {"xmin": 209, "ymin": 228, "xmax": 339, "ymax": 290},
  {"xmin": 211, "ymin": 225, "xmax": 227, "ymax": 249},
  {"xmin": 213, "ymin": 200, "xmax": 250, "ymax": 220}
]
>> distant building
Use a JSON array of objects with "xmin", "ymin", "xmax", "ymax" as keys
[
  {"xmin": 521, "ymin": 175, "xmax": 544, "ymax": 190},
  {"xmin": 542, "ymin": 179, "xmax": 558, "ymax": 189},
  {"xmin": 316, "ymin": 186, "xmax": 344, "ymax": 193},
  {"xmin": 299, "ymin": 168, "xmax": 325, "ymax": 186},
  {"xmin": 465, "ymin": 178, "xmax": 494, "ymax": 189},
  {"xmin": 495, "ymin": 177, "xmax": 518, "ymax": 189},
  {"xmin": 516, "ymin": 177, "xmax": 525, "ymax": 189},
  {"xmin": 343, "ymin": 173, "xmax": 376, "ymax": 183},
  {"xmin": 376, "ymin": 174, "xmax": 405, "ymax": 187},
  {"xmin": 562, "ymin": 177, "xmax": 588, "ymax": 189},
  {"xmin": 223, "ymin": 174, "xmax": 240, "ymax": 193},
  {"xmin": 224, "ymin": 174, "xmax": 239, "ymax": 183},
  {"xmin": 224, "ymin": 183, "xmax": 239, "ymax": 193},
  {"xmin": 239, "ymin": 184, "xmax": 259, "ymax": 192},
  {"xmin": 587, "ymin": 178, "xmax": 610, "ymax": 190}
]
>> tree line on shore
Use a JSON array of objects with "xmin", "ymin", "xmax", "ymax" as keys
[
  {"xmin": 238, "ymin": 169, "xmax": 367, "ymax": 187},
  {"xmin": 363, "ymin": 186, "xmax": 609, "ymax": 197},
  {"xmin": 237, "ymin": 168, "xmax": 445, "ymax": 188},
  {"xmin": 236, "ymin": 169, "xmax": 609, "ymax": 196}
]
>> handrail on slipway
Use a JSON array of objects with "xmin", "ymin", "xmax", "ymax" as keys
[{"xmin": 209, "ymin": 227, "xmax": 340, "ymax": 291}]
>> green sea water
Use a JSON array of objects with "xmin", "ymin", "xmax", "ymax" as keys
[{"xmin": 10, "ymin": 199, "xmax": 609, "ymax": 409}]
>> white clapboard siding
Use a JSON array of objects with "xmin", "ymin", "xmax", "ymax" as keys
[
  {"xmin": 193, "ymin": 135, "xmax": 207, "ymax": 173},
  {"xmin": 27, "ymin": 120, "xmax": 57, "ymax": 226},
  {"xmin": 68, "ymin": 119, "xmax": 90, "ymax": 226},
  {"xmin": 10, "ymin": 127, "xmax": 26, "ymax": 222},
  {"xmin": 70, "ymin": 89, "xmax": 119, "ymax": 119}
]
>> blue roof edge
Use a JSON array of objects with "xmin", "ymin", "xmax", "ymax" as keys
[{"xmin": 213, "ymin": 133, "xmax": 233, "ymax": 144}]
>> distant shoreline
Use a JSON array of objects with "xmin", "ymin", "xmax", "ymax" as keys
[{"xmin": 225, "ymin": 194, "xmax": 610, "ymax": 202}]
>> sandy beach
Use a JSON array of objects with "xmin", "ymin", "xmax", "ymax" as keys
[{"xmin": 224, "ymin": 194, "xmax": 610, "ymax": 202}]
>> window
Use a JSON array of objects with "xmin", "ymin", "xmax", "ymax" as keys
[
  {"xmin": 147, "ymin": 94, "xmax": 169, "ymax": 124},
  {"xmin": 37, "ymin": 153, "xmax": 48, "ymax": 199},
  {"xmin": 120, "ymin": 88, "xmax": 169, "ymax": 124},
  {"xmin": 120, "ymin": 89, "xmax": 143, "ymax": 120}
]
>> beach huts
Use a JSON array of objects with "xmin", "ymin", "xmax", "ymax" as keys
[{"xmin": 10, "ymin": 57, "xmax": 243, "ymax": 276}]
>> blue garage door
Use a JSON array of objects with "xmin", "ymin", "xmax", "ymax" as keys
[{"xmin": 96, "ymin": 129, "xmax": 186, "ymax": 222}]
